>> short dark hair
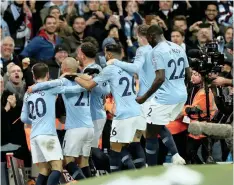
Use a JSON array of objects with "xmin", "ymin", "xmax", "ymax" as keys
[
  {"xmin": 32, "ymin": 63, "xmax": 49, "ymax": 79},
  {"xmin": 137, "ymin": 24, "xmax": 149, "ymax": 37},
  {"xmin": 173, "ymin": 15, "xmax": 187, "ymax": 25},
  {"xmin": 206, "ymin": 2, "xmax": 218, "ymax": 10},
  {"xmin": 171, "ymin": 28, "xmax": 185, "ymax": 37},
  {"xmin": 83, "ymin": 37, "xmax": 99, "ymax": 51},
  {"xmin": 72, "ymin": 16, "xmax": 85, "ymax": 25},
  {"xmin": 199, "ymin": 23, "xmax": 211, "ymax": 29},
  {"xmin": 147, "ymin": 24, "xmax": 164, "ymax": 36},
  {"xmin": 44, "ymin": 15, "xmax": 56, "ymax": 24},
  {"xmin": 80, "ymin": 42, "xmax": 98, "ymax": 58},
  {"xmin": 49, "ymin": 5, "xmax": 60, "ymax": 15},
  {"xmin": 105, "ymin": 43, "xmax": 122, "ymax": 56}
]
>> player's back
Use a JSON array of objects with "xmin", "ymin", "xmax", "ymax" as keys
[
  {"xmin": 105, "ymin": 65, "xmax": 141, "ymax": 119},
  {"xmin": 152, "ymin": 41, "xmax": 189, "ymax": 104},
  {"xmin": 62, "ymin": 79, "xmax": 93, "ymax": 130},
  {"xmin": 83, "ymin": 63, "xmax": 109, "ymax": 121},
  {"xmin": 23, "ymin": 89, "xmax": 57, "ymax": 139}
]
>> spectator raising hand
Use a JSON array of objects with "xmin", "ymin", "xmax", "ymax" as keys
[
  {"xmin": 105, "ymin": 15, "xmax": 121, "ymax": 30},
  {"xmin": 86, "ymin": 15, "xmax": 98, "ymax": 26},
  {"xmin": 189, "ymin": 21, "xmax": 203, "ymax": 32},
  {"xmin": 151, "ymin": 16, "xmax": 168, "ymax": 31}
]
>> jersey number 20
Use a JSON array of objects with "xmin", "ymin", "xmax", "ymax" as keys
[
  {"xmin": 28, "ymin": 98, "xmax": 46, "ymax": 120},
  {"xmin": 119, "ymin": 77, "xmax": 136, "ymax": 97}
]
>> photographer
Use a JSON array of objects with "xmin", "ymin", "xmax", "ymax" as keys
[
  {"xmin": 211, "ymin": 40, "xmax": 233, "ymax": 158},
  {"xmin": 212, "ymin": 41, "xmax": 233, "ymax": 87},
  {"xmin": 183, "ymin": 68, "xmax": 218, "ymax": 164}
]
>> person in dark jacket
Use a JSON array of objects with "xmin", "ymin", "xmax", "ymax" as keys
[
  {"xmin": 20, "ymin": 15, "xmax": 61, "ymax": 61},
  {"xmin": 83, "ymin": 1, "xmax": 108, "ymax": 48},
  {"xmin": 1, "ymin": 70, "xmax": 31, "ymax": 166},
  {"xmin": 3, "ymin": 0, "xmax": 30, "ymax": 53},
  {"xmin": 63, "ymin": 16, "xmax": 87, "ymax": 58}
]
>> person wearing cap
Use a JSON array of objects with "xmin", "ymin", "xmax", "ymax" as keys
[{"xmin": 22, "ymin": 44, "xmax": 69, "ymax": 80}]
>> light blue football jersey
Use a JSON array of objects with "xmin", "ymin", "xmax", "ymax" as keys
[
  {"xmin": 28, "ymin": 78, "xmax": 93, "ymax": 130},
  {"xmin": 93, "ymin": 64, "xmax": 141, "ymax": 120},
  {"xmin": 21, "ymin": 84, "xmax": 86, "ymax": 139},
  {"xmin": 113, "ymin": 45, "xmax": 154, "ymax": 99},
  {"xmin": 83, "ymin": 63, "xmax": 110, "ymax": 121},
  {"xmin": 150, "ymin": 41, "xmax": 189, "ymax": 104}
]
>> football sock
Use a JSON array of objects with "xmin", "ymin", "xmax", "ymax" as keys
[
  {"xmin": 129, "ymin": 142, "xmax": 146, "ymax": 168},
  {"xmin": 81, "ymin": 166, "xmax": 92, "ymax": 178},
  {"xmin": 36, "ymin": 173, "xmax": 48, "ymax": 185},
  {"xmin": 47, "ymin": 170, "xmax": 61, "ymax": 185},
  {"xmin": 145, "ymin": 137, "xmax": 159, "ymax": 166},
  {"xmin": 65, "ymin": 162, "xmax": 85, "ymax": 180},
  {"xmin": 109, "ymin": 150, "xmax": 121, "ymax": 172},
  {"xmin": 121, "ymin": 146, "xmax": 136, "ymax": 170},
  {"xmin": 160, "ymin": 126, "xmax": 178, "ymax": 156}
]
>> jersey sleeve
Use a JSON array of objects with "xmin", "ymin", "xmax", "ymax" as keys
[
  {"xmin": 20, "ymin": 94, "xmax": 32, "ymax": 124},
  {"xmin": 31, "ymin": 79, "xmax": 66, "ymax": 92},
  {"xmin": 152, "ymin": 51, "xmax": 165, "ymax": 71},
  {"xmin": 93, "ymin": 66, "xmax": 112, "ymax": 84},
  {"xmin": 113, "ymin": 48, "xmax": 145, "ymax": 74},
  {"xmin": 92, "ymin": 81, "xmax": 110, "ymax": 96},
  {"xmin": 49, "ymin": 85, "xmax": 86, "ymax": 95}
]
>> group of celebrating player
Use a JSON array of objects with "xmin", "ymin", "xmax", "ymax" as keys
[{"xmin": 20, "ymin": 24, "xmax": 190, "ymax": 185}]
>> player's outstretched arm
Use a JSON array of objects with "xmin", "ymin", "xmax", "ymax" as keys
[
  {"xmin": 112, "ymin": 48, "xmax": 145, "ymax": 74},
  {"xmin": 30, "ymin": 79, "xmax": 65, "ymax": 92},
  {"xmin": 75, "ymin": 77, "xmax": 97, "ymax": 91},
  {"xmin": 50, "ymin": 84, "xmax": 87, "ymax": 94},
  {"xmin": 137, "ymin": 69, "xmax": 165, "ymax": 104}
]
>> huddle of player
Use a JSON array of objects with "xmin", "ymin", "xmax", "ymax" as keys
[{"xmin": 21, "ymin": 24, "xmax": 190, "ymax": 185}]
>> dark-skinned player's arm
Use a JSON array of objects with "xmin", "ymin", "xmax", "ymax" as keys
[
  {"xmin": 185, "ymin": 67, "xmax": 191, "ymax": 84},
  {"xmin": 136, "ymin": 69, "xmax": 165, "ymax": 104}
]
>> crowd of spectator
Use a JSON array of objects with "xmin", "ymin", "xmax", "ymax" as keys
[{"xmin": 0, "ymin": 0, "xmax": 233, "ymax": 170}]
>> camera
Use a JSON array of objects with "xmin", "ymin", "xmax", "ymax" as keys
[{"xmin": 188, "ymin": 39, "xmax": 224, "ymax": 75}]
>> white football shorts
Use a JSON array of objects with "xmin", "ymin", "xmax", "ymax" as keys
[
  {"xmin": 110, "ymin": 115, "xmax": 145, "ymax": 143},
  {"xmin": 149, "ymin": 98, "xmax": 185, "ymax": 125},
  {"xmin": 31, "ymin": 135, "xmax": 63, "ymax": 164},
  {"xmin": 91, "ymin": 118, "xmax": 106, "ymax": 148},
  {"xmin": 63, "ymin": 127, "xmax": 94, "ymax": 157}
]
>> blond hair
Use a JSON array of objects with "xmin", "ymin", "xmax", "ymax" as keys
[{"xmin": 63, "ymin": 57, "xmax": 79, "ymax": 73}]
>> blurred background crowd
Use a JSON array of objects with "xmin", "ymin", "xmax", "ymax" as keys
[{"xmin": 0, "ymin": 0, "xmax": 233, "ymax": 170}]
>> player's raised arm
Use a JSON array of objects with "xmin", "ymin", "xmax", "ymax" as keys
[
  {"xmin": 111, "ymin": 49, "xmax": 144, "ymax": 74},
  {"xmin": 111, "ymin": 25, "xmax": 151, "ymax": 74}
]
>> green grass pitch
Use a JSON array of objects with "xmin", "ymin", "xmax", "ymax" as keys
[{"xmin": 76, "ymin": 164, "xmax": 233, "ymax": 185}]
